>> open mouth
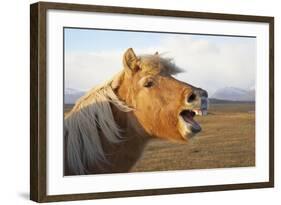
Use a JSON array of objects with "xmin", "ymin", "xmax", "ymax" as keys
[{"xmin": 180, "ymin": 109, "xmax": 207, "ymax": 134}]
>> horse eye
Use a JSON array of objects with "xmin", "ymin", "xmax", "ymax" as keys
[{"xmin": 144, "ymin": 80, "xmax": 154, "ymax": 88}]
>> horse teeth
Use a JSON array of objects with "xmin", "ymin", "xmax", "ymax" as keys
[
  {"xmin": 193, "ymin": 109, "xmax": 207, "ymax": 116},
  {"xmin": 194, "ymin": 110, "xmax": 200, "ymax": 116}
]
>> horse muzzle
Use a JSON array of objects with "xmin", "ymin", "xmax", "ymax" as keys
[{"xmin": 178, "ymin": 88, "xmax": 208, "ymax": 138}]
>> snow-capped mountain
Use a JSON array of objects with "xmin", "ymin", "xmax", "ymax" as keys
[
  {"xmin": 64, "ymin": 88, "xmax": 85, "ymax": 104},
  {"xmin": 212, "ymin": 87, "xmax": 255, "ymax": 102}
]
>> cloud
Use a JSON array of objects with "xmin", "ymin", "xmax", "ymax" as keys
[
  {"xmin": 65, "ymin": 51, "xmax": 122, "ymax": 91},
  {"xmin": 65, "ymin": 36, "xmax": 256, "ymax": 95},
  {"xmin": 160, "ymin": 36, "xmax": 256, "ymax": 95}
]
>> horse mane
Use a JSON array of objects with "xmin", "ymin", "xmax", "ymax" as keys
[{"xmin": 64, "ymin": 72, "xmax": 132, "ymax": 175}]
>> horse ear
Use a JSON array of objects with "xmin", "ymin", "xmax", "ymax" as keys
[{"xmin": 123, "ymin": 48, "xmax": 139, "ymax": 74}]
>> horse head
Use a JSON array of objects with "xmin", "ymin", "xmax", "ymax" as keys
[{"xmin": 114, "ymin": 48, "xmax": 208, "ymax": 142}]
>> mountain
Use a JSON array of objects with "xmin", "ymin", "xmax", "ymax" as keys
[
  {"xmin": 208, "ymin": 98, "xmax": 254, "ymax": 104},
  {"xmin": 212, "ymin": 87, "xmax": 255, "ymax": 102},
  {"xmin": 64, "ymin": 88, "xmax": 85, "ymax": 104},
  {"xmin": 65, "ymin": 86, "xmax": 255, "ymax": 104}
]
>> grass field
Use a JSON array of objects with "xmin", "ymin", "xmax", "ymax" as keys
[{"xmin": 64, "ymin": 101, "xmax": 255, "ymax": 172}]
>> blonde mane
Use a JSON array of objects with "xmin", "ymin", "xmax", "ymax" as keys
[{"xmin": 64, "ymin": 72, "xmax": 132, "ymax": 175}]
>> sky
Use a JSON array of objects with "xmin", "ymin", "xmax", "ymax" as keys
[{"xmin": 64, "ymin": 28, "xmax": 256, "ymax": 96}]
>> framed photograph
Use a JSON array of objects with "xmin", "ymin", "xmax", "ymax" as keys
[{"xmin": 30, "ymin": 1, "xmax": 274, "ymax": 202}]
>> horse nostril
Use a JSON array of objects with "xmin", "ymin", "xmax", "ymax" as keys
[{"xmin": 188, "ymin": 93, "xmax": 196, "ymax": 103}]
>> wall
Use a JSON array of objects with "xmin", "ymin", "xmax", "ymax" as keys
[{"xmin": 0, "ymin": 0, "xmax": 279, "ymax": 204}]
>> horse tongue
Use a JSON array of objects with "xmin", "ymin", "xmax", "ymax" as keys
[
  {"xmin": 182, "ymin": 111, "xmax": 194, "ymax": 122},
  {"xmin": 183, "ymin": 112, "xmax": 201, "ymax": 132}
]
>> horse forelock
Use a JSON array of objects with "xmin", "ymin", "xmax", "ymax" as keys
[
  {"xmin": 139, "ymin": 54, "xmax": 184, "ymax": 75},
  {"xmin": 64, "ymin": 75, "xmax": 132, "ymax": 175}
]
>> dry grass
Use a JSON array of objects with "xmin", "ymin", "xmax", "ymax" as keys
[
  {"xmin": 132, "ymin": 102, "xmax": 255, "ymax": 172},
  {"xmin": 64, "ymin": 102, "xmax": 255, "ymax": 172}
]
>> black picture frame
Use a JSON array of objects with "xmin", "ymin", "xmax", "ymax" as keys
[{"xmin": 30, "ymin": 1, "xmax": 274, "ymax": 202}]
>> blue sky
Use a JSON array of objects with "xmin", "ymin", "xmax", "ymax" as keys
[
  {"xmin": 65, "ymin": 28, "xmax": 163, "ymax": 53},
  {"xmin": 64, "ymin": 28, "xmax": 253, "ymax": 53},
  {"xmin": 64, "ymin": 28, "xmax": 256, "ymax": 95}
]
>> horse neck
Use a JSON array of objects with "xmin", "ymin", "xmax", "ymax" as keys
[
  {"xmin": 96, "ymin": 104, "xmax": 150, "ymax": 173},
  {"xmin": 98, "ymin": 74, "xmax": 151, "ymax": 172}
]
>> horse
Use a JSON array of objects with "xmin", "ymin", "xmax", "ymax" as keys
[{"xmin": 64, "ymin": 48, "xmax": 208, "ymax": 175}]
